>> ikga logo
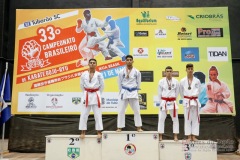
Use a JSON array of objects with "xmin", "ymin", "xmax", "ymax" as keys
[
  {"xmin": 136, "ymin": 11, "xmax": 157, "ymax": 25},
  {"xmin": 207, "ymin": 47, "xmax": 228, "ymax": 61},
  {"xmin": 156, "ymin": 48, "xmax": 173, "ymax": 59},
  {"xmin": 197, "ymin": 28, "xmax": 223, "ymax": 37},
  {"xmin": 155, "ymin": 29, "xmax": 167, "ymax": 38},
  {"xmin": 124, "ymin": 143, "xmax": 136, "ymax": 155},
  {"xmin": 133, "ymin": 48, "xmax": 149, "ymax": 58},
  {"xmin": 177, "ymin": 27, "xmax": 192, "ymax": 40},
  {"xmin": 181, "ymin": 47, "xmax": 199, "ymax": 61}
]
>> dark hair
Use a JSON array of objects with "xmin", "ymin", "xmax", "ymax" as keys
[
  {"xmin": 165, "ymin": 66, "xmax": 172, "ymax": 70},
  {"xmin": 89, "ymin": 58, "xmax": 97, "ymax": 63},
  {"xmin": 83, "ymin": 9, "xmax": 90, "ymax": 15},
  {"xmin": 126, "ymin": 55, "xmax": 133, "ymax": 60},
  {"xmin": 186, "ymin": 63, "xmax": 193, "ymax": 68}
]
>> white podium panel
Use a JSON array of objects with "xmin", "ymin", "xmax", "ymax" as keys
[
  {"xmin": 45, "ymin": 135, "xmax": 101, "ymax": 160},
  {"xmin": 159, "ymin": 140, "xmax": 217, "ymax": 160},
  {"xmin": 102, "ymin": 131, "xmax": 159, "ymax": 160}
]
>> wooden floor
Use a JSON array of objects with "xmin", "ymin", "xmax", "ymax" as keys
[{"xmin": 1, "ymin": 140, "xmax": 239, "ymax": 160}]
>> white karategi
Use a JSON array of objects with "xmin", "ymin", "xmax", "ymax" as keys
[
  {"xmin": 79, "ymin": 70, "xmax": 104, "ymax": 131},
  {"xmin": 76, "ymin": 18, "xmax": 110, "ymax": 59},
  {"xmin": 180, "ymin": 77, "xmax": 201, "ymax": 136},
  {"xmin": 202, "ymin": 80, "xmax": 233, "ymax": 113},
  {"xmin": 105, "ymin": 26, "xmax": 125, "ymax": 58},
  {"xmin": 158, "ymin": 77, "xmax": 179, "ymax": 134},
  {"xmin": 117, "ymin": 67, "xmax": 142, "ymax": 128}
]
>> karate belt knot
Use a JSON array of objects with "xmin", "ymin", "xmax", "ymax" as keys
[
  {"xmin": 161, "ymin": 97, "xmax": 177, "ymax": 117},
  {"xmin": 184, "ymin": 96, "xmax": 200, "ymax": 123},
  {"xmin": 84, "ymin": 88, "xmax": 100, "ymax": 108}
]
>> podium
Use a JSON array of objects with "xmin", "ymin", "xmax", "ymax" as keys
[
  {"xmin": 45, "ymin": 134, "xmax": 217, "ymax": 160},
  {"xmin": 102, "ymin": 131, "xmax": 159, "ymax": 160},
  {"xmin": 45, "ymin": 135, "xmax": 101, "ymax": 160},
  {"xmin": 159, "ymin": 140, "xmax": 217, "ymax": 160}
]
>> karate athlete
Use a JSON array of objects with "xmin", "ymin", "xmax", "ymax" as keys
[
  {"xmin": 116, "ymin": 55, "xmax": 143, "ymax": 132},
  {"xmin": 79, "ymin": 58, "xmax": 104, "ymax": 139},
  {"xmin": 202, "ymin": 66, "xmax": 233, "ymax": 113},
  {"xmin": 75, "ymin": 9, "xmax": 112, "ymax": 66},
  {"xmin": 104, "ymin": 19, "xmax": 126, "ymax": 61},
  {"xmin": 158, "ymin": 66, "xmax": 179, "ymax": 141},
  {"xmin": 180, "ymin": 63, "xmax": 201, "ymax": 142}
]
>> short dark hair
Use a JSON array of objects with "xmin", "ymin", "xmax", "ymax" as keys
[
  {"xmin": 186, "ymin": 63, "xmax": 193, "ymax": 68},
  {"xmin": 126, "ymin": 55, "xmax": 133, "ymax": 60},
  {"xmin": 165, "ymin": 66, "xmax": 172, "ymax": 70},
  {"xmin": 83, "ymin": 9, "xmax": 90, "ymax": 15},
  {"xmin": 89, "ymin": 58, "xmax": 97, "ymax": 63}
]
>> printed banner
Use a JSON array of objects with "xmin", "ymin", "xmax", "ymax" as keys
[{"xmin": 12, "ymin": 8, "xmax": 235, "ymax": 115}]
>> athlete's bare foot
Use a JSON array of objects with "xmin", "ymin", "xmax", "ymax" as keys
[
  {"xmin": 174, "ymin": 134, "xmax": 178, "ymax": 141},
  {"xmin": 116, "ymin": 128, "xmax": 122, "ymax": 132},
  {"xmin": 192, "ymin": 136, "xmax": 198, "ymax": 142},
  {"xmin": 137, "ymin": 127, "xmax": 143, "ymax": 132},
  {"xmin": 186, "ymin": 135, "xmax": 191, "ymax": 142},
  {"xmin": 80, "ymin": 130, "xmax": 86, "ymax": 139},
  {"xmin": 97, "ymin": 131, "xmax": 102, "ymax": 139}
]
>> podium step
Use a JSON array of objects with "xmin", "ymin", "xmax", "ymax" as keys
[
  {"xmin": 102, "ymin": 131, "xmax": 159, "ymax": 160},
  {"xmin": 45, "ymin": 135, "xmax": 101, "ymax": 160},
  {"xmin": 159, "ymin": 140, "xmax": 217, "ymax": 160}
]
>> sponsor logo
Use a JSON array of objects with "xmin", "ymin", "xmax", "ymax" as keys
[
  {"xmin": 51, "ymin": 97, "xmax": 58, "ymax": 106},
  {"xmin": 207, "ymin": 47, "xmax": 228, "ymax": 61},
  {"xmin": 166, "ymin": 16, "xmax": 181, "ymax": 21},
  {"xmin": 162, "ymin": 71, "xmax": 179, "ymax": 77},
  {"xmin": 67, "ymin": 147, "xmax": 80, "ymax": 159},
  {"xmin": 46, "ymin": 94, "xmax": 64, "ymax": 109},
  {"xmin": 133, "ymin": 48, "xmax": 149, "ymax": 58},
  {"xmin": 188, "ymin": 14, "xmax": 223, "ymax": 21},
  {"xmin": 197, "ymin": 28, "xmax": 223, "ymax": 37},
  {"xmin": 72, "ymin": 97, "xmax": 81, "ymax": 105},
  {"xmin": 25, "ymin": 97, "xmax": 37, "ymax": 108},
  {"xmin": 124, "ymin": 143, "xmax": 136, "ymax": 155},
  {"xmin": 177, "ymin": 27, "xmax": 192, "ymax": 40},
  {"xmin": 155, "ymin": 29, "xmax": 167, "ymax": 38},
  {"xmin": 156, "ymin": 48, "xmax": 173, "ymax": 59},
  {"xmin": 136, "ymin": 11, "xmax": 157, "ymax": 25},
  {"xmin": 134, "ymin": 31, "xmax": 148, "ymax": 37},
  {"xmin": 181, "ymin": 47, "xmax": 199, "ymax": 61}
]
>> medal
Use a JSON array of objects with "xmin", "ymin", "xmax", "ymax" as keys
[
  {"xmin": 166, "ymin": 78, "xmax": 172, "ymax": 91},
  {"xmin": 187, "ymin": 78, "xmax": 192, "ymax": 90},
  {"xmin": 126, "ymin": 68, "xmax": 132, "ymax": 79}
]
